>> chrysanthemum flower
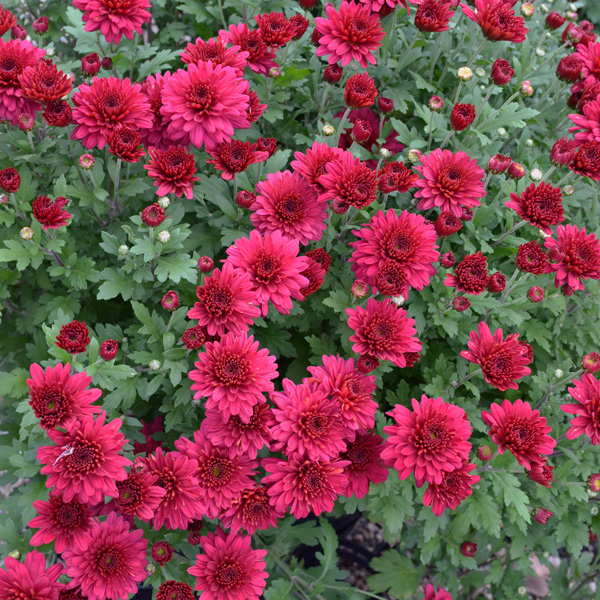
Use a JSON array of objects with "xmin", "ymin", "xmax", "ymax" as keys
[
  {"xmin": 570, "ymin": 98, "xmax": 600, "ymax": 146},
  {"xmin": 0, "ymin": 551, "xmax": 62, "ymax": 600},
  {"xmin": 569, "ymin": 141, "xmax": 600, "ymax": 181},
  {"xmin": 219, "ymin": 23, "xmax": 279, "ymax": 76},
  {"xmin": 107, "ymin": 126, "xmax": 145, "ymax": 163},
  {"xmin": 188, "ymin": 261, "xmax": 261, "ymax": 337},
  {"xmin": 43, "ymin": 100, "xmax": 73, "ymax": 127},
  {"xmin": 300, "ymin": 256, "xmax": 327, "ymax": 297},
  {"xmin": 315, "ymin": 1, "xmax": 385, "ymax": 69},
  {"xmin": 346, "ymin": 298, "xmax": 422, "ymax": 367},
  {"xmin": 145, "ymin": 145, "xmax": 200, "ymax": 199},
  {"xmin": 574, "ymin": 41, "xmax": 600, "ymax": 84},
  {"xmin": 190, "ymin": 331, "xmax": 278, "ymax": 423},
  {"xmin": 461, "ymin": 0, "xmax": 528, "ymax": 43},
  {"xmin": 251, "ymin": 170, "xmax": 328, "ymax": 245},
  {"xmin": 181, "ymin": 34, "xmax": 248, "ymax": 77},
  {"xmin": 415, "ymin": 0, "xmax": 454, "ymax": 32},
  {"xmin": 481, "ymin": 399, "xmax": 556, "ymax": 469},
  {"xmin": 72, "ymin": 0, "xmax": 151, "ymax": 45},
  {"xmin": 0, "ymin": 39, "xmax": 46, "ymax": 125},
  {"xmin": 174, "ymin": 431, "xmax": 257, "ymax": 519},
  {"xmin": 55, "ymin": 320, "xmax": 90, "ymax": 355},
  {"xmin": 207, "ymin": 140, "xmax": 268, "ymax": 180},
  {"xmin": 318, "ymin": 152, "xmax": 379, "ymax": 210},
  {"xmin": 451, "ymin": 103, "xmax": 476, "ymax": 131},
  {"xmin": 71, "ymin": 77, "xmax": 152, "ymax": 149},
  {"xmin": 344, "ymin": 72, "xmax": 378, "ymax": 108},
  {"xmin": 27, "ymin": 362, "xmax": 101, "ymax": 431},
  {"xmin": 19, "ymin": 59, "xmax": 72, "ymax": 104},
  {"xmin": 246, "ymin": 90, "xmax": 267, "ymax": 123},
  {"xmin": 516, "ymin": 241, "xmax": 549, "ymax": 274},
  {"xmin": 382, "ymin": 395, "xmax": 472, "ymax": 486},
  {"xmin": 307, "ymin": 354, "xmax": 377, "ymax": 432},
  {"xmin": 506, "ymin": 182, "xmax": 564, "ymax": 234},
  {"xmin": 341, "ymin": 432, "xmax": 388, "ymax": 499},
  {"xmin": 256, "ymin": 12, "xmax": 294, "ymax": 48},
  {"xmin": 161, "ymin": 62, "xmax": 250, "ymax": 150},
  {"xmin": 221, "ymin": 485, "xmax": 284, "ymax": 534},
  {"xmin": 562, "ymin": 373, "xmax": 600, "ymax": 445},
  {"xmin": 62, "ymin": 512, "xmax": 148, "ymax": 600},
  {"xmin": 0, "ymin": 167, "xmax": 20, "ymax": 193},
  {"xmin": 225, "ymin": 229, "xmax": 309, "ymax": 316},
  {"xmin": 421, "ymin": 584, "xmax": 453, "ymax": 600},
  {"xmin": 138, "ymin": 73, "xmax": 181, "ymax": 150},
  {"xmin": 422, "ymin": 461, "xmax": 480, "ymax": 516},
  {"xmin": 270, "ymin": 379, "xmax": 348, "ymax": 460},
  {"xmin": 461, "ymin": 321, "xmax": 531, "ymax": 391},
  {"xmin": 142, "ymin": 448, "xmax": 204, "ymax": 530},
  {"xmin": 113, "ymin": 470, "xmax": 166, "ymax": 521},
  {"xmin": 544, "ymin": 224, "xmax": 600, "ymax": 291},
  {"xmin": 358, "ymin": 0, "xmax": 408, "ymax": 15},
  {"xmin": 414, "ymin": 149, "xmax": 486, "ymax": 217},
  {"xmin": 188, "ymin": 528, "xmax": 268, "ymax": 600},
  {"xmin": 29, "ymin": 492, "xmax": 94, "ymax": 553},
  {"xmin": 31, "ymin": 195, "xmax": 72, "ymax": 230},
  {"xmin": 133, "ymin": 416, "xmax": 164, "ymax": 455},
  {"xmin": 262, "ymin": 454, "xmax": 349, "ymax": 518},
  {"xmin": 527, "ymin": 457, "xmax": 555, "ymax": 487},
  {"xmin": 38, "ymin": 412, "xmax": 130, "ymax": 504},
  {"xmin": 444, "ymin": 252, "xmax": 489, "ymax": 295},
  {"xmin": 290, "ymin": 141, "xmax": 347, "ymax": 193},
  {"xmin": 350, "ymin": 209, "xmax": 439, "ymax": 290},
  {"xmin": 151, "ymin": 542, "xmax": 174, "ymax": 566},
  {"xmin": 557, "ymin": 54, "xmax": 583, "ymax": 83},
  {"xmin": 156, "ymin": 581, "xmax": 195, "ymax": 600},
  {"xmin": 0, "ymin": 6, "xmax": 16, "ymax": 36}
]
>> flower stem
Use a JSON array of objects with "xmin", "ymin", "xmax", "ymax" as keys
[
  {"xmin": 543, "ymin": 165, "xmax": 557, "ymax": 182},
  {"xmin": 488, "ymin": 177, "xmax": 512, "ymax": 207},
  {"xmin": 335, "ymin": 107, "xmax": 352, "ymax": 147},
  {"xmin": 555, "ymin": 171, "xmax": 573, "ymax": 188},
  {"xmin": 112, "ymin": 158, "xmax": 122, "ymax": 207},
  {"xmin": 535, "ymin": 368, "xmax": 584, "ymax": 410},
  {"xmin": 465, "ymin": 38, "xmax": 488, "ymax": 69},
  {"xmin": 476, "ymin": 91, "xmax": 520, "ymax": 132},
  {"xmin": 428, "ymin": 30, "xmax": 446, "ymax": 83},
  {"xmin": 439, "ymin": 129, "xmax": 455, "ymax": 150},
  {"xmin": 491, "ymin": 219, "xmax": 527, "ymax": 248}
]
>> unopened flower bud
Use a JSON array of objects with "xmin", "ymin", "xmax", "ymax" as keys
[
  {"xmin": 461, "ymin": 207, "xmax": 474, "ymax": 221},
  {"xmin": 497, "ymin": 127, "xmax": 507, "ymax": 137},
  {"xmin": 477, "ymin": 445, "xmax": 493, "ymax": 461},
  {"xmin": 378, "ymin": 147, "xmax": 392, "ymax": 159},
  {"xmin": 157, "ymin": 196, "xmax": 170, "ymax": 208},
  {"xmin": 536, "ymin": 48, "xmax": 546, "ymax": 58},
  {"xmin": 526, "ymin": 139, "xmax": 534, "ymax": 147},
  {"xmin": 407, "ymin": 148, "xmax": 422, "ymax": 164},
  {"xmin": 554, "ymin": 369, "xmax": 564, "ymax": 378},
  {"xmin": 198, "ymin": 256, "xmax": 214, "ymax": 273},
  {"xmin": 235, "ymin": 190, "xmax": 256, "ymax": 209},
  {"xmin": 530, "ymin": 168, "xmax": 543, "ymax": 181},
  {"xmin": 521, "ymin": 3, "xmax": 535, "ymax": 18},
  {"xmin": 540, "ymin": 4, "xmax": 549, "ymax": 15},
  {"xmin": 429, "ymin": 95, "xmax": 443, "ymax": 111},
  {"xmin": 118, "ymin": 244, "xmax": 129, "ymax": 256},
  {"xmin": 157, "ymin": 230, "xmax": 170, "ymax": 243},
  {"xmin": 269, "ymin": 66, "xmax": 281, "ymax": 78},
  {"xmin": 352, "ymin": 119, "xmax": 372, "ymax": 143},
  {"xmin": 563, "ymin": 184, "xmax": 574, "ymax": 196},
  {"xmin": 20, "ymin": 226, "xmax": 33, "ymax": 240},
  {"xmin": 519, "ymin": 81, "xmax": 534, "ymax": 96},
  {"xmin": 323, "ymin": 64, "xmax": 343, "ymax": 84},
  {"xmin": 591, "ymin": 506, "xmax": 599, "ymax": 516},
  {"xmin": 0, "ymin": 194, "xmax": 8, "ymax": 205},
  {"xmin": 322, "ymin": 124, "xmax": 335, "ymax": 136},
  {"xmin": 517, "ymin": 586, "xmax": 527, "ymax": 596},
  {"xmin": 149, "ymin": 359, "xmax": 161, "ymax": 371},
  {"xmin": 488, "ymin": 272, "xmax": 506, "ymax": 293},
  {"xmin": 377, "ymin": 97, "xmax": 394, "ymax": 114},
  {"xmin": 145, "ymin": 564, "xmax": 155, "ymax": 577},
  {"xmin": 475, "ymin": 67, "xmax": 486, "ymax": 78},
  {"xmin": 391, "ymin": 295, "xmax": 405, "ymax": 306},
  {"xmin": 33, "ymin": 16, "xmax": 49, "ymax": 34},
  {"xmin": 460, "ymin": 541, "xmax": 477, "ymax": 557},
  {"xmin": 79, "ymin": 154, "xmax": 95, "ymax": 169},
  {"xmin": 161, "ymin": 290, "xmax": 179, "ymax": 311},
  {"xmin": 527, "ymin": 286, "xmax": 545, "ymax": 302},
  {"xmin": 453, "ymin": 296, "xmax": 471, "ymax": 312},
  {"xmin": 81, "ymin": 53, "xmax": 101, "ymax": 76},
  {"xmin": 17, "ymin": 114, "xmax": 34, "ymax": 131},
  {"xmin": 101, "ymin": 56, "xmax": 113, "ymax": 70},
  {"xmin": 538, "ymin": 229, "xmax": 551, "ymax": 238},
  {"xmin": 488, "ymin": 154, "xmax": 511, "ymax": 174},
  {"xmin": 457, "ymin": 67, "xmax": 473, "ymax": 81},
  {"xmin": 11, "ymin": 24, "xmax": 27, "ymax": 40},
  {"xmin": 8, "ymin": 550, "xmax": 20, "ymax": 559},
  {"xmin": 589, "ymin": 490, "xmax": 598, "ymax": 498},
  {"xmin": 441, "ymin": 252, "xmax": 455, "ymax": 268},
  {"xmin": 508, "ymin": 162, "xmax": 526, "ymax": 179},
  {"xmin": 351, "ymin": 280, "xmax": 368, "ymax": 298},
  {"xmin": 566, "ymin": 10, "xmax": 577, "ymax": 21},
  {"xmin": 582, "ymin": 353, "xmax": 600, "ymax": 373},
  {"xmin": 191, "ymin": 398, "xmax": 202, "ymax": 408},
  {"xmin": 533, "ymin": 507, "xmax": 554, "ymax": 524}
]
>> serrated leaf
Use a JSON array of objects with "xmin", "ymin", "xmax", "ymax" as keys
[{"xmin": 368, "ymin": 551, "xmax": 420, "ymax": 599}]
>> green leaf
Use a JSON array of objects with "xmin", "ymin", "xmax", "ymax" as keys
[
  {"xmin": 490, "ymin": 472, "xmax": 531, "ymax": 529},
  {"xmin": 368, "ymin": 551, "xmax": 420, "ymax": 599}
]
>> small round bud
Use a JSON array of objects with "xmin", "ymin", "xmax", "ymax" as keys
[
  {"xmin": 488, "ymin": 154, "xmax": 511, "ymax": 174},
  {"xmin": 461, "ymin": 207, "xmax": 474, "ymax": 221},
  {"xmin": 157, "ymin": 230, "xmax": 170, "ymax": 244},
  {"xmin": 81, "ymin": 53, "xmax": 101, "ymax": 76},
  {"xmin": 587, "ymin": 473, "xmax": 600, "ymax": 492},
  {"xmin": 17, "ymin": 114, "xmax": 34, "ymax": 131},
  {"xmin": 566, "ymin": 10, "xmax": 577, "ymax": 21},
  {"xmin": 457, "ymin": 66, "xmax": 473, "ymax": 81},
  {"xmin": 101, "ymin": 56, "xmax": 113, "ymax": 70},
  {"xmin": 161, "ymin": 290, "xmax": 179, "ymax": 312},
  {"xmin": 554, "ymin": 369, "xmax": 564, "ymax": 378},
  {"xmin": 351, "ymin": 280, "xmax": 368, "ymax": 298},
  {"xmin": 149, "ymin": 359, "xmax": 161, "ymax": 371},
  {"xmin": 235, "ymin": 190, "xmax": 256, "ymax": 209},
  {"xmin": 8, "ymin": 550, "xmax": 21, "ymax": 560},
  {"xmin": 20, "ymin": 226, "xmax": 33, "ymax": 240},
  {"xmin": 323, "ymin": 64, "xmax": 343, "ymax": 84},
  {"xmin": 145, "ymin": 564, "xmax": 156, "ymax": 577},
  {"xmin": 477, "ymin": 445, "xmax": 493, "ymax": 461},
  {"xmin": 497, "ymin": 127, "xmax": 507, "ymax": 137},
  {"xmin": 79, "ymin": 154, "xmax": 95, "ymax": 169},
  {"xmin": 118, "ymin": 244, "xmax": 129, "ymax": 256},
  {"xmin": 582, "ymin": 353, "xmax": 600, "ymax": 373},
  {"xmin": 527, "ymin": 286, "xmax": 545, "ymax": 303},
  {"xmin": 568, "ymin": 3, "xmax": 577, "ymax": 11},
  {"xmin": 521, "ymin": 2, "xmax": 535, "ymax": 18},
  {"xmin": 407, "ymin": 148, "xmax": 422, "ymax": 164},
  {"xmin": 508, "ymin": 162, "xmax": 526, "ymax": 179},
  {"xmin": 391, "ymin": 295, "xmax": 405, "ymax": 306},
  {"xmin": 268, "ymin": 66, "xmax": 281, "ymax": 78},
  {"xmin": 475, "ymin": 67, "xmax": 486, "ymax": 78},
  {"xmin": 525, "ymin": 139, "xmax": 534, "ymax": 147},
  {"xmin": 460, "ymin": 541, "xmax": 477, "ymax": 557},
  {"xmin": 563, "ymin": 184, "xmax": 574, "ymax": 196},
  {"xmin": 45, "ymin": 47, "xmax": 55, "ymax": 58},
  {"xmin": 589, "ymin": 490, "xmax": 598, "ymax": 498},
  {"xmin": 191, "ymin": 398, "xmax": 202, "ymax": 408},
  {"xmin": 11, "ymin": 25, "xmax": 27, "ymax": 40},
  {"xmin": 538, "ymin": 229, "xmax": 551, "ymax": 239},
  {"xmin": 519, "ymin": 80, "xmax": 534, "ymax": 96},
  {"xmin": 453, "ymin": 296, "xmax": 471, "ymax": 312},
  {"xmin": 479, "ymin": 84, "xmax": 486, "ymax": 91},
  {"xmin": 536, "ymin": 48, "xmax": 546, "ymax": 58},
  {"xmin": 378, "ymin": 97, "xmax": 394, "ymax": 113},
  {"xmin": 198, "ymin": 256, "xmax": 214, "ymax": 273},
  {"xmin": 157, "ymin": 196, "xmax": 170, "ymax": 208},
  {"xmin": 488, "ymin": 272, "xmax": 506, "ymax": 293},
  {"xmin": 540, "ymin": 4, "xmax": 549, "ymax": 14},
  {"xmin": 530, "ymin": 168, "xmax": 543, "ymax": 181},
  {"xmin": 429, "ymin": 95, "xmax": 444, "ymax": 111},
  {"xmin": 441, "ymin": 252, "xmax": 455, "ymax": 268},
  {"xmin": 322, "ymin": 124, "xmax": 335, "ymax": 136},
  {"xmin": 188, "ymin": 532, "xmax": 202, "ymax": 545},
  {"xmin": 99, "ymin": 339, "xmax": 119, "ymax": 361},
  {"xmin": 32, "ymin": 16, "xmax": 49, "ymax": 34},
  {"xmin": 591, "ymin": 506, "xmax": 599, "ymax": 516},
  {"xmin": 356, "ymin": 354, "xmax": 380, "ymax": 374},
  {"xmin": 0, "ymin": 193, "xmax": 8, "ymax": 205},
  {"xmin": 517, "ymin": 586, "xmax": 527, "ymax": 596}
]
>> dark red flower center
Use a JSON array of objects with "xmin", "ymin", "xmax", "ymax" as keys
[
  {"xmin": 30, "ymin": 384, "xmax": 69, "ymax": 428},
  {"xmin": 100, "ymin": 92, "xmax": 124, "ymax": 118},
  {"xmin": 95, "ymin": 548, "xmax": 122, "ymax": 575},
  {"xmin": 55, "ymin": 501, "xmax": 85, "ymax": 528},
  {"xmin": 216, "ymin": 560, "xmax": 243, "ymax": 588},
  {"xmin": 214, "ymin": 353, "xmax": 249, "ymax": 385},
  {"xmin": 299, "ymin": 462, "xmax": 326, "ymax": 495},
  {"xmin": 203, "ymin": 284, "xmax": 233, "ymax": 316},
  {"xmin": 364, "ymin": 316, "xmax": 396, "ymax": 352},
  {"xmin": 187, "ymin": 82, "xmax": 215, "ymax": 112},
  {"xmin": 504, "ymin": 417, "xmax": 536, "ymax": 450},
  {"xmin": 384, "ymin": 228, "xmax": 416, "ymax": 262},
  {"xmin": 276, "ymin": 192, "xmax": 304, "ymax": 223},
  {"xmin": 65, "ymin": 439, "xmax": 102, "ymax": 473},
  {"xmin": 201, "ymin": 456, "xmax": 233, "ymax": 487},
  {"xmin": 253, "ymin": 252, "xmax": 281, "ymax": 283},
  {"xmin": 300, "ymin": 407, "xmax": 330, "ymax": 439},
  {"xmin": 116, "ymin": 477, "xmax": 143, "ymax": 511}
]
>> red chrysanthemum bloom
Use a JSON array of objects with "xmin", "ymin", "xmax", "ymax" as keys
[
  {"xmin": 174, "ymin": 431, "xmax": 257, "ymax": 519},
  {"xmin": 570, "ymin": 98, "xmax": 600, "ymax": 146},
  {"xmin": 557, "ymin": 54, "xmax": 583, "ymax": 82},
  {"xmin": 341, "ymin": 431, "xmax": 388, "ymax": 499},
  {"xmin": 299, "ymin": 255, "xmax": 327, "ymax": 297},
  {"xmin": 306, "ymin": 247, "xmax": 333, "ymax": 272},
  {"xmin": 308, "ymin": 354, "xmax": 377, "ymax": 432},
  {"xmin": 516, "ymin": 241, "xmax": 549, "ymax": 274},
  {"xmin": 0, "ymin": 167, "xmax": 20, "ymax": 192},
  {"xmin": 145, "ymin": 145, "xmax": 200, "ymax": 199},
  {"xmin": 421, "ymin": 584, "xmax": 453, "ymax": 600},
  {"xmin": 533, "ymin": 507, "xmax": 553, "ymax": 525},
  {"xmin": 574, "ymin": 41, "xmax": 600, "ymax": 85},
  {"xmin": 29, "ymin": 492, "xmax": 94, "ymax": 554},
  {"xmin": 488, "ymin": 272, "xmax": 506, "ymax": 293},
  {"xmin": 188, "ymin": 528, "xmax": 268, "ymax": 600},
  {"xmin": 435, "ymin": 211, "xmax": 463, "ymax": 237},
  {"xmin": 256, "ymin": 136, "xmax": 277, "ymax": 157},
  {"xmin": 114, "ymin": 470, "xmax": 166, "ymax": 521},
  {"xmin": 0, "ymin": 6, "xmax": 16, "ymax": 36},
  {"xmin": 182, "ymin": 326, "xmax": 206, "ymax": 350},
  {"xmin": 72, "ymin": 0, "xmax": 151, "ymax": 44},
  {"xmin": 225, "ymin": 229, "xmax": 309, "ymax": 316},
  {"xmin": 527, "ymin": 457, "xmax": 555, "ymax": 487},
  {"xmin": 346, "ymin": 298, "xmax": 422, "ymax": 367},
  {"xmin": 0, "ymin": 551, "xmax": 62, "ymax": 600},
  {"xmin": 133, "ymin": 416, "xmax": 164, "ymax": 455},
  {"xmin": 181, "ymin": 34, "xmax": 248, "ymax": 77},
  {"xmin": 81, "ymin": 53, "xmax": 101, "ymax": 76},
  {"xmin": 221, "ymin": 485, "xmax": 284, "ymax": 534},
  {"xmin": 291, "ymin": 141, "xmax": 347, "ymax": 193},
  {"xmin": 38, "ymin": 412, "xmax": 130, "ymax": 504},
  {"xmin": 378, "ymin": 161, "xmax": 417, "ymax": 193},
  {"xmin": 453, "ymin": 296, "xmax": 471, "ymax": 312},
  {"xmin": 19, "ymin": 59, "xmax": 72, "ymax": 104},
  {"xmin": 490, "ymin": 58, "xmax": 515, "ymax": 86},
  {"xmin": 219, "ymin": 23, "xmax": 279, "ymax": 76},
  {"xmin": 551, "ymin": 138, "xmax": 577, "ymax": 167},
  {"xmin": 445, "ymin": 251, "xmax": 489, "ymax": 295},
  {"xmin": 71, "ymin": 76, "xmax": 152, "ymax": 149},
  {"xmin": 315, "ymin": 1, "xmax": 385, "ymax": 69},
  {"xmin": 255, "ymin": 12, "xmax": 294, "ymax": 48},
  {"xmin": 506, "ymin": 182, "xmax": 564, "ymax": 234},
  {"xmin": 43, "ymin": 100, "xmax": 73, "ymax": 127},
  {"xmin": 141, "ymin": 203, "xmax": 165, "ymax": 227},
  {"xmin": 27, "ymin": 362, "xmax": 101, "ymax": 431},
  {"xmin": 202, "ymin": 403, "xmax": 273, "ymax": 459},
  {"xmin": 32, "ymin": 195, "xmax": 71, "ymax": 230},
  {"xmin": 251, "ymin": 170, "xmax": 328, "ymax": 245},
  {"xmin": 569, "ymin": 140, "xmax": 600, "ymax": 180},
  {"xmin": 188, "ymin": 261, "xmax": 261, "ymax": 337},
  {"xmin": 488, "ymin": 153, "xmax": 512, "ymax": 173},
  {"xmin": 262, "ymin": 454, "xmax": 349, "ymax": 518},
  {"xmin": 62, "ymin": 512, "xmax": 147, "ymax": 600},
  {"xmin": 461, "ymin": 0, "xmax": 528, "ymax": 43},
  {"xmin": 358, "ymin": 0, "xmax": 408, "ymax": 15},
  {"xmin": 207, "ymin": 140, "xmax": 268, "ymax": 180},
  {"xmin": 142, "ymin": 448, "xmax": 204, "ymax": 530},
  {"xmin": 0, "ymin": 38, "xmax": 46, "ymax": 125},
  {"xmin": 382, "ymin": 395, "xmax": 472, "ymax": 486},
  {"xmin": 318, "ymin": 152, "xmax": 378, "ymax": 210},
  {"xmin": 350, "ymin": 209, "xmax": 439, "ymax": 290},
  {"xmin": 544, "ymin": 224, "xmax": 600, "ymax": 291},
  {"xmin": 460, "ymin": 541, "xmax": 477, "ymax": 557},
  {"xmin": 374, "ymin": 260, "xmax": 408, "ymax": 296},
  {"xmin": 344, "ymin": 72, "xmax": 378, "ymax": 108},
  {"xmin": 189, "ymin": 331, "xmax": 278, "ymax": 423},
  {"xmin": 246, "ymin": 90, "xmax": 267, "ymax": 123},
  {"xmin": 461, "ymin": 321, "xmax": 532, "ymax": 391},
  {"xmin": 161, "ymin": 63, "xmax": 250, "ymax": 150},
  {"xmin": 481, "ymin": 399, "xmax": 556, "ymax": 469},
  {"xmin": 156, "ymin": 581, "xmax": 195, "ymax": 600},
  {"xmin": 270, "ymin": 379, "xmax": 347, "ymax": 460},
  {"xmin": 290, "ymin": 14, "xmax": 310, "ymax": 39},
  {"xmin": 99, "ymin": 339, "xmax": 118, "ymax": 360},
  {"xmin": 422, "ymin": 461, "xmax": 480, "ymax": 516},
  {"xmin": 107, "ymin": 126, "xmax": 145, "ymax": 163},
  {"xmin": 451, "ymin": 103, "xmax": 476, "ymax": 131},
  {"xmin": 55, "ymin": 320, "xmax": 90, "ymax": 355},
  {"xmin": 562, "ymin": 373, "xmax": 600, "ymax": 445},
  {"xmin": 415, "ymin": 0, "xmax": 454, "ymax": 32},
  {"xmin": 575, "ymin": 81, "xmax": 600, "ymax": 113},
  {"xmin": 583, "ymin": 352, "xmax": 600, "ymax": 373},
  {"xmin": 151, "ymin": 542, "xmax": 174, "ymax": 566},
  {"xmin": 414, "ymin": 149, "xmax": 487, "ymax": 217}
]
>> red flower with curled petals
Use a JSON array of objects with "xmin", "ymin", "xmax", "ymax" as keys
[
  {"xmin": 291, "ymin": 141, "xmax": 348, "ymax": 193},
  {"xmin": 0, "ymin": 551, "xmax": 62, "ymax": 600},
  {"xmin": 207, "ymin": 139, "xmax": 268, "ymax": 180},
  {"xmin": 444, "ymin": 251, "xmax": 489, "ymax": 295},
  {"xmin": 113, "ymin": 470, "xmax": 166, "ymax": 521},
  {"xmin": 341, "ymin": 431, "xmax": 388, "ymax": 499},
  {"xmin": 19, "ymin": 59, "xmax": 72, "ymax": 104},
  {"xmin": 461, "ymin": 0, "xmax": 528, "ymax": 43},
  {"xmin": 562, "ymin": 373, "xmax": 600, "ymax": 445},
  {"xmin": 219, "ymin": 23, "xmax": 279, "ymax": 76},
  {"xmin": 145, "ymin": 145, "xmax": 200, "ymax": 199},
  {"xmin": 506, "ymin": 182, "xmax": 564, "ymax": 234},
  {"xmin": 422, "ymin": 461, "xmax": 480, "ymax": 516},
  {"xmin": 220, "ymin": 485, "xmax": 284, "ymax": 534},
  {"xmin": 180, "ymin": 34, "xmax": 248, "ymax": 77}
]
